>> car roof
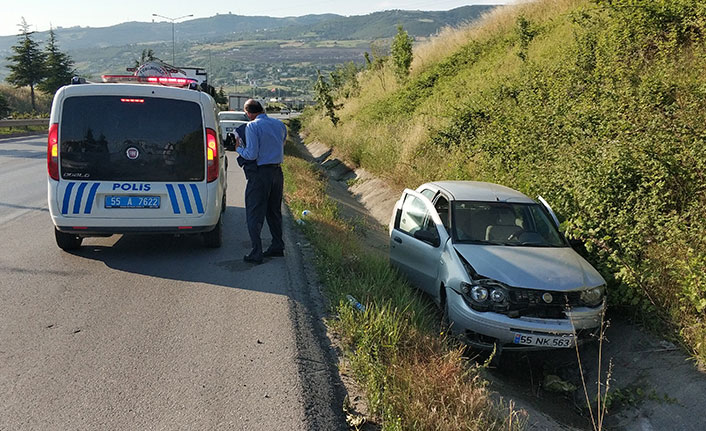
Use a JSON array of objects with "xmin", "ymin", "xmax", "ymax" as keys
[
  {"xmin": 420, "ymin": 181, "xmax": 536, "ymax": 203},
  {"xmin": 58, "ymin": 82, "xmax": 209, "ymax": 104}
]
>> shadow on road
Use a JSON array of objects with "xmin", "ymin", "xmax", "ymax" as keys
[{"xmin": 66, "ymin": 205, "xmax": 292, "ymax": 296}]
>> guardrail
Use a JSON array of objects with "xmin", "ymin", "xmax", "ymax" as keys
[{"xmin": 0, "ymin": 119, "xmax": 49, "ymax": 128}]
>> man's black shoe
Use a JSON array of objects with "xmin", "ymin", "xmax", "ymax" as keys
[
  {"xmin": 243, "ymin": 254, "xmax": 263, "ymax": 264},
  {"xmin": 263, "ymin": 249, "xmax": 284, "ymax": 257}
]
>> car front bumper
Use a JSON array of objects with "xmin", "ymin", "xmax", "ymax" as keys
[{"xmin": 447, "ymin": 289, "xmax": 602, "ymax": 350}]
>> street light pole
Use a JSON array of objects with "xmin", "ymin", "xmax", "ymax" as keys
[{"xmin": 152, "ymin": 13, "xmax": 193, "ymax": 65}]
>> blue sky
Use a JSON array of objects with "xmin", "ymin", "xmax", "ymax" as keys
[{"xmin": 1, "ymin": 0, "xmax": 516, "ymax": 36}]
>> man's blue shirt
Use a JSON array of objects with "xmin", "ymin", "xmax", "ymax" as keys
[{"xmin": 236, "ymin": 114, "xmax": 286, "ymax": 166}]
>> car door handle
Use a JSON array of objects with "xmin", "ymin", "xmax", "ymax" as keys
[{"xmin": 393, "ymin": 236, "xmax": 402, "ymax": 244}]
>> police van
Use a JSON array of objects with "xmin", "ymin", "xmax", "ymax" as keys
[{"xmin": 47, "ymin": 68, "xmax": 227, "ymax": 251}]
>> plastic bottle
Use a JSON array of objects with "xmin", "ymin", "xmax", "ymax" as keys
[{"xmin": 346, "ymin": 295, "xmax": 365, "ymax": 312}]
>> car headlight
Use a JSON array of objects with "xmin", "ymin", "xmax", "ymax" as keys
[
  {"xmin": 460, "ymin": 279, "xmax": 509, "ymax": 312},
  {"xmin": 491, "ymin": 289, "xmax": 506, "ymax": 303},
  {"xmin": 471, "ymin": 285, "xmax": 489, "ymax": 302},
  {"xmin": 580, "ymin": 285, "xmax": 605, "ymax": 307}
]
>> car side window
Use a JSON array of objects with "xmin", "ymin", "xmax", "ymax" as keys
[
  {"xmin": 420, "ymin": 189, "xmax": 436, "ymax": 200},
  {"xmin": 398, "ymin": 194, "xmax": 436, "ymax": 237}
]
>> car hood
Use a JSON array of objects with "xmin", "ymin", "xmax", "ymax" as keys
[{"xmin": 454, "ymin": 244, "xmax": 605, "ymax": 291}]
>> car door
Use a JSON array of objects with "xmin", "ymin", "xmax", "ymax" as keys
[{"xmin": 390, "ymin": 189, "xmax": 449, "ymax": 294}]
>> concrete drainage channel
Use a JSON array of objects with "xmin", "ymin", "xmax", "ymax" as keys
[{"xmin": 291, "ymin": 135, "xmax": 706, "ymax": 431}]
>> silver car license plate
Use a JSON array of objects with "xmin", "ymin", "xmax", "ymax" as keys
[{"xmin": 513, "ymin": 333, "xmax": 574, "ymax": 348}]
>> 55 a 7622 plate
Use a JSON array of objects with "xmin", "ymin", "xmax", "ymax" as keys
[{"xmin": 105, "ymin": 196, "xmax": 160, "ymax": 209}]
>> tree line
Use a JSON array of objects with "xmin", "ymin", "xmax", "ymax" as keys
[
  {"xmin": 314, "ymin": 25, "xmax": 413, "ymax": 126},
  {"xmin": 4, "ymin": 18, "xmax": 75, "ymax": 114}
]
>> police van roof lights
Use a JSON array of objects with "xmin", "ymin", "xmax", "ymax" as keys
[{"xmin": 101, "ymin": 74, "xmax": 197, "ymax": 87}]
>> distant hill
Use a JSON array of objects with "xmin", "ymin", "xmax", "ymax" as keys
[
  {"xmin": 0, "ymin": 6, "xmax": 496, "ymax": 98},
  {"xmin": 260, "ymin": 6, "xmax": 493, "ymax": 40},
  {"xmin": 0, "ymin": 7, "xmax": 493, "ymax": 52},
  {"xmin": 0, "ymin": 14, "xmax": 340, "ymax": 52}
]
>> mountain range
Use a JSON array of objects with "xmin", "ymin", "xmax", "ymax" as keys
[{"xmin": 0, "ymin": 6, "xmax": 496, "ymax": 96}]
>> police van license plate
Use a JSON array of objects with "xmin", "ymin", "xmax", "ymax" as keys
[
  {"xmin": 513, "ymin": 333, "xmax": 573, "ymax": 348},
  {"xmin": 105, "ymin": 196, "xmax": 160, "ymax": 209}
]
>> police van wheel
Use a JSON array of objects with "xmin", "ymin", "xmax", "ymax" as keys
[
  {"xmin": 221, "ymin": 193, "xmax": 226, "ymax": 213},
  {"xmin": 203, "ymin": 215, "xmax": 222, "ymax": 248},
  {"xmin": 55, "ymin": 228, "xmax": 82, "ymax": 251}
]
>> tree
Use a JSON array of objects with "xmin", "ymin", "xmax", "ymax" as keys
[
  {"xmin": 391, "ymin": 25, "xmax": 414, "ymax": 82},
  {"xmin": 5, "ymin": 18, "xmax": 46, "ymax": 112},
  {"xmin": 0, "ymin": 93, "xmax": 9, "ymax": 119},
  {"xmin": 38, "ymin": 28, "xmax": 75, "ymax": 95},
  {"xmin": 216, "ymin": 87, "xmax": 227, "ymax": 105},
  {"xmin": 329, "ymin": 62, "xmax": 360, "ymax": 99},
  {"xmin": 313, "ymin": 71, "xmax": 338, "ymax": 126},
  {"xmin": 515, "ymin": 15, "xmax": 537, "ymax": 62}
]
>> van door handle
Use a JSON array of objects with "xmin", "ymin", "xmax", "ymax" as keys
[{"xmin": 393, "ymin": 237, "xmax": 402, "ymax": 244}]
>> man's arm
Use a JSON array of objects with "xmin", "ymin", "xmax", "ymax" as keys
[{"xmin": 237, "ymin": 123, "xmax": 259, "ymax": 160}]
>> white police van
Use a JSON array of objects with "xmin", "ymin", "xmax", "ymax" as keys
[{"xmin": 47, "ymin": 70, "xmax": 227, "ymax": 250}]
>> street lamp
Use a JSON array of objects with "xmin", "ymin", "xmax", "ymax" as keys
[{"xmin": 152, "ymin": 13, "xmax": 193, "ymax": 65}]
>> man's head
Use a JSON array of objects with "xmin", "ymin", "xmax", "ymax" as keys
[{"xmin": 244, "ymin": 99, "xmax": 264, "ymax": 120}]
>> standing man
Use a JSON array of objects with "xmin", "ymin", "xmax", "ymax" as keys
[{"xmin": 236, "ymin": 99, "xmax": 287, "ymax": 264}]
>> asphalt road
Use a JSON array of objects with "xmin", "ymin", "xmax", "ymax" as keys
[{"xmin": 0, "ymin": 134, "xmax": 344, "ymax": 430}]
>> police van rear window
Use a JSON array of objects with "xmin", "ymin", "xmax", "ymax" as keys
[{"xmin": 60, "ymin": 96, "xmax": 205, "ymax": 182}]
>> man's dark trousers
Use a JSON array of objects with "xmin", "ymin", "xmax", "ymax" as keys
[{"xmin": 245, "ymin": 164, "xmax": 284, "ymax": 260}]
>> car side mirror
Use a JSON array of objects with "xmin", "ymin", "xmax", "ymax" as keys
[{"xmin": 414, "ymin": 229, "xmax": 440, "ymax": 247}]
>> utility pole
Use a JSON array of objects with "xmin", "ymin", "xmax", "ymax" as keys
[{"xmin": 152, "ymin": 13, "xmax": 193, "ymax": 65}]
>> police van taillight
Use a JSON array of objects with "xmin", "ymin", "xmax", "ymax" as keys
[
  {"xmin": 206, "ymin": 128, "xmax": 218, "ymax": 183},
  {"xmin": 47, "ymin": 123, "xmax": 59, "ymax": 180}
]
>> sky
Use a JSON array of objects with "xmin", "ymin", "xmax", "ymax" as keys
[{"xmin": 0, "ymin": 0, "xmax": 516, "ymax": 37}]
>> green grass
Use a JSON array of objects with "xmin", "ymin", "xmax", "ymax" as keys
[
  {"xmin": 302, "ymin": 0, "xmax": 706, "ymax": 368},
  {"xmin": 282, "ymin": 119, "xmax": 524, "ymax": 430},
  {"xmin": 0, "ymin": 126, "xmax": 46, "ymax": 136}
]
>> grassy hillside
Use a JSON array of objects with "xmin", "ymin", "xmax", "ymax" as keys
[
  {"xmin": 0, "ymin": 84, "xmax": 51, "ymax": 116},
  {"xmin": 302, "ymin": 0, "xmax": 706, "ymax": 367}
]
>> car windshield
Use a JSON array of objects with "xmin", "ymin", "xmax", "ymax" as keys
[
  {"xmin": 218, "ymin": 113, "xmax": 248, "ymax": 121},
  {"xmin": 452, "ymin": 201, "xmax": 567, "ymax": 247}
]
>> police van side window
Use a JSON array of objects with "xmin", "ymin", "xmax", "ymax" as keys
[{"xmin": 60, "ymin": 96, "xmax": 205, "ymax": 182}]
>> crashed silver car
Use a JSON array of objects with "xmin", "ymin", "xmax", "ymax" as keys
[{"xmin": 389, "ymin": 181, "xmax": 606, "ymax": 350}]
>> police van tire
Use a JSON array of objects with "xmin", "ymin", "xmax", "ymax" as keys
[
  {"xmin": 221, "ymin": 193, "xmax": 226, "ymax": 213},
  {"xmin": 55, "ymin": 228, "xmax": 82, "ymax": 251},
  {"xmin": 203, "ymin": 215, "xmax": 223, "ymax": 248}
]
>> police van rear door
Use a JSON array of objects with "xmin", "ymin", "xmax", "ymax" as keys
[{"xmin": 56, "ymin": 93, "xmax": 208, "ymax": 219}]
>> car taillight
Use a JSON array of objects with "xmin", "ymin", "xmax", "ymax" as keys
[
  {"xmin": 48, "ymin": 123, "xmax": 59, "ymax": 180},
  {"xmin": 206, "ymin": 128, "xmax": 218, "ymax": 183}
]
